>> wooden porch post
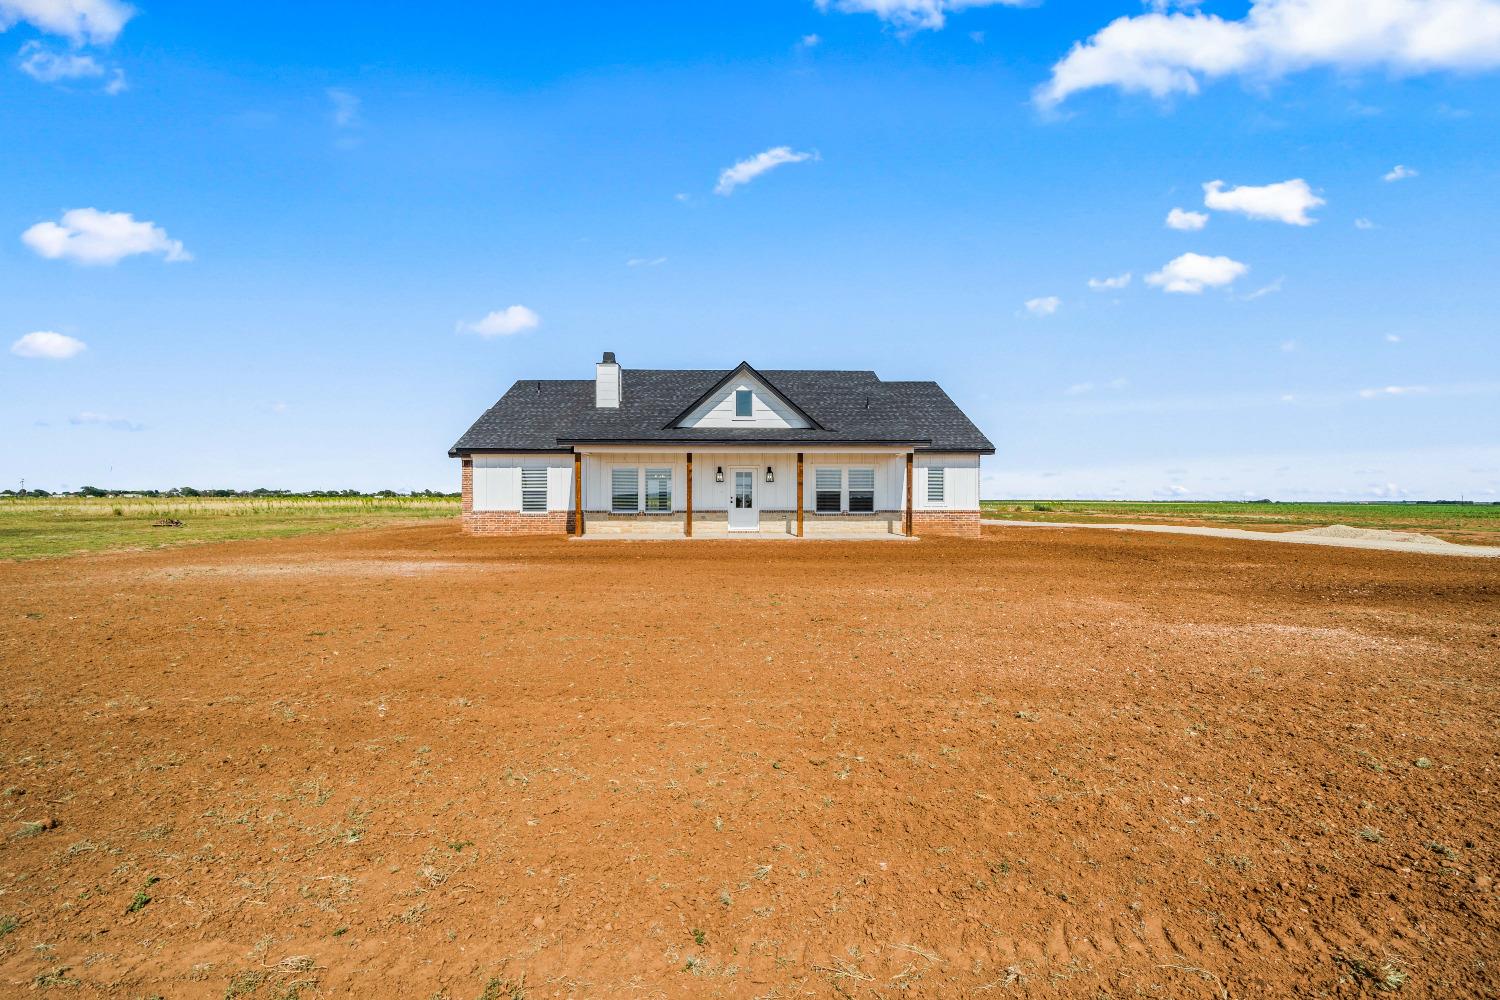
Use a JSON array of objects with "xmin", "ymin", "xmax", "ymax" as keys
[
  {"xmin": 685, "ymin": 452, "xmax": 693, "ymax": 537},
  {"xmin": 573, "ymin": 451, "xmax": 584, "ymax": 536},
  {"xmin": 796, "ymin": 452, "xmax": 804, "ymax": 537},
  {"xmin": 904, "ymin": 452, "xmax": 914, "ymax": 537}
]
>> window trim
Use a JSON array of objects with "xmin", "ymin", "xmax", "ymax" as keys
[
  {"xmin": 812, "ymin": 466, "xmax": 879, "ymax": 515},
  {"xmin": 925, "ymin": 466, "xmax": 947, "ymax": 508},
  {"xmin": 643, "ymin": 466, "xmax": 673, "ymax": 514},
  {"xmin": 813, "ymin": 466, "xmax": 843, "ymax": 515},
  {"xmin": 610, "ymin": 465, "xmax": 641, "ymax": 514},
  {"xmin": 610, "ymin": 464, "xmax": 676, "ymax": 514},
  {"xmin": 847, "ymin": 467, "xmax": 875, "ymax": 513},
  {"xmin": 733, "ymin": 388, "xmax": 754, "ymax": 420},
  {"xmin": 520, "ymin": 466, "xmax": 549, "ymax": 514}
]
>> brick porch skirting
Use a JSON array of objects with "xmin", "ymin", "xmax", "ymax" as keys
[
  {"xmin": 461, "ymin": 510, "xmax": 575, "ymax": 535},
  {"xmin": 912, "ymin": 510, "xmax": 981, "ymax": 538}
]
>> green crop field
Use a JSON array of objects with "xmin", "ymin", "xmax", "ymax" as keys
[
  {"xmin": 982, "ymin": 500, "xmax": 1500, "ymax": 545},
  {"xmin": 0, "ymin": 495, "xmax": 460, "ymax": 561}
]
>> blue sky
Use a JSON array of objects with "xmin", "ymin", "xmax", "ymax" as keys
[{"xmin": 3, "ymin": 0, "xmax": 1498, "ymax": 499}]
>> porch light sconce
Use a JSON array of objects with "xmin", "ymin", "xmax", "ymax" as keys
[
  {"xmin": 715, "ymin": 466, "xmax": 724, "ymax": 483},
  {"xmin": 765, "ymin": 466, "xmax": 775, "ymax": 483}
]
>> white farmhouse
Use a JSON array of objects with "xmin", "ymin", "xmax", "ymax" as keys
[{"xmin": 449, "ymin": 354, "xmax": 993, "ymax": 538}]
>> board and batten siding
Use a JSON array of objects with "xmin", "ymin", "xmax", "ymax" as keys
[
  {"xmin": 801, "ymin": 453, "xmax": 906, "ymax": 511},
  {"xmin": 580, "ymin": 452, "xmax": 910, "ymax": 511},
  {"xmin": 913, "ymin": 453, "xmax": 981, "ymax": 510},
  {"xmin": 584, "ymin": 452, "xmax": 689, "ymax": 512},
  {"xmin": 471, "ymin": 454, "xmax": 574, "ymax": 512},
  {"xmin": 677, "ymin": 374, "xmax": 811, "ymax": 430}
]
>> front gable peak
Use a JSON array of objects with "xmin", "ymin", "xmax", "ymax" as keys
[{"xmin": 668, "ymin": 362, "xmax": 822, "ymax": 431}]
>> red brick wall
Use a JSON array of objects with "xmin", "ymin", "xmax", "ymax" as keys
[
  {"xmin": 459, "ymin": 458, "xmax": 574, "ymax": 535},
  {"xmin": 912, "ymin": 510, "xmax": 981, "ymax": 538},
  {"xmin": 461, "ymin": 510, "xmax": 574, "ymax": 535}
]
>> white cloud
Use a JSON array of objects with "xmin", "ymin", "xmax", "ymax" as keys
[
  {"xmin": 799, "ymin": 33, "xmax": 821, "ymax": 47},
  {"xmin": 1203, "ymin": 178, "xmax": 1324, "ymax": 225},
  {"xmin": 674, "ymin": 192, "xmax": 691, "ymax": 203},
  {"xmin": 1354, "ymin": 217, "xmax": 1376, "ymax": 229},
  {"xmin": 1385, "ymin": 333, "xmax": 1402, "ymax": 342},
  {"xmin": 1243, "ymin": 276, "xmax": 1285, "ymax": 299},
  {"xmin": 1025, "ymin": 295, "xmax": 1061, "ymax": 316},
  {"xmin": 458, "ymin": 305, "xmax": 540, "ymax": 338},
  {"xmin": 328, "ymin": 87, "xmax": 360, "ymax": 129},
  {"xmin": 16, "ymin": 40, "xmax": 124, "ymax": 92},
  {"xmin": 11, "ymin": 330, "xmax": 86, "ymax": 359},
  {"xmin": 1358, "ymin": 384, "xmax": 1428, "ymax": 398},
  {"xmin": 1088, "ymin": 272, "xmax": 1131, "ymax": 291},
  {"xmin": 627, "ymin": 256, "xmax": 667, "ymax": 267},
  {"xmin": 22, "ymin": 208, "xmax": 190, "ymax": 265},
  {"xmin": 1037, "ymin": 0, "xmax": 1500, "ymax": 108},
  {"xmin": 714, "ymin": 146, "xmax": 816, "ymax": 196},
  {"xmin": 0, "ymin": 0, "xmax": 134, "ymax": 45},
  {"xmin": 17, "ymin": 39, "xmax": 100, "ymax": 80},
  {"xmin": 1280, "ymin": 338, "xmax": 1297, "ymax": 352},
  {"xmin": 1145, "ymin": 252, "xmax": 1248, "ymax": 293},
  {"xmin": 1384, "ymin": 163, "xmax": 1418, "ymax": 181},
  {"xmin": 1166, "ymin": 207, "xmax": 1208, "ymax": 230},
  {"xmin": 70, "ymin": 411, "xmax": 143, "ymax": 431},
  {"xmin": 813, "ymin": 0, "xmax": 1027, "ymax": 33}
]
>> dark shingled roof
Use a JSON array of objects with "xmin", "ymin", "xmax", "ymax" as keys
[{"xmin": 449, "ymin": 365, "xmax": 995, "ymax": 456}]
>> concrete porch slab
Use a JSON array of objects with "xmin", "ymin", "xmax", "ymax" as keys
[{"xmin": 571, "ymin": 522, "xmax": 916, "ymax": 541}]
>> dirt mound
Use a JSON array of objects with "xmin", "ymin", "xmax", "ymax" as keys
[
  {"xmin": 1292, "ymin": 523, "xmax": 1456, "ymax": 545},
  {"xmin": 1, "ymin": 525, "xmax": 1496, "ymax": 997}
]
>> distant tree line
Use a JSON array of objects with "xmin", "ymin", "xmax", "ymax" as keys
[{"xmin": 2, "ymin": 487, "xmax": 459, "ymax": 499}]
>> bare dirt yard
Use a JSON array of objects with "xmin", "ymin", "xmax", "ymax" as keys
[{"xmin": 1, "ymin": 524, "xmax": 1496, "ymax": 998}]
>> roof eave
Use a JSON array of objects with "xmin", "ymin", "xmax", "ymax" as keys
[
  {"xmin": 449, "ymin": 446, "xmax": 576, "ymax": 458},
  {"xmin": 558, "ymin": 436, "xmax": 932, "ymax": 447}
]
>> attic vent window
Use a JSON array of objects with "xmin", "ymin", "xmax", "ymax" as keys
[{"xmin": 734, "ymin": 389, "xmax": 753, "ymax": 418}]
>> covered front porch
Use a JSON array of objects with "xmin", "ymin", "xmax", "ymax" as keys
[{"xmin": 568, "ymin": 446, "xmax": 914, "ymax": 539}]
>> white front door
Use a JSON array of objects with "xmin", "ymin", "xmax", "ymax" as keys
[{"xmin": 728, "ymin": 468, "xmax": 758, "ymax": 531}]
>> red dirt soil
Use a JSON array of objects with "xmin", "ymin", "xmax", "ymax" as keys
[{"xmin": 1, "ymin": 523, "xmax": 1496, "ymax": 998}]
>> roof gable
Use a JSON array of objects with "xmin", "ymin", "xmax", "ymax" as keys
[
  {"xmin": 448, "ymin": 365, "xmax": 995, "ymax": 456},
  {"xmin": 669, "ymin": 362, "xmax": 819, "ymax": 430}
]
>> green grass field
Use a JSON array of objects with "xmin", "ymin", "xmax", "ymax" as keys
[
  {"xmin": 0, "ymin": 496, "xmax": 460, "ymax": 561},
  {"xmin": 982, "ymin": 500, "xmax": 1500, "ymax": 545}
]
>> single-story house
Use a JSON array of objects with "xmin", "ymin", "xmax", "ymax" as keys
[{"xmin": 448, "ymin": 353, "xmax": 994, "ymax": 538}]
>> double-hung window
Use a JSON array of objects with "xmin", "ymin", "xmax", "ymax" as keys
[
  {"xmin": 644, "ymin": 468, "xmax": 673, "ymax": 513},
  {"xmin": 611, "ymin": 466, "xmax": 673, "ymax": 513},
  {"xmin": 520, "ymin": 467, "xmax": 548, "ymax": 513},
  {"xmin": 847, "ymin": 468, "xmax": 875, "ymax": 512},
  {"xmin": 926, "ymin": 466, "xmax": 946, "ymax": 506},
  {"xmin": 611, "ymin": 467, "xmax": 639, "ymax": 513},
  {"xmin": 814, "ymin": 468, "xmax": 842, "ymax": 513}
]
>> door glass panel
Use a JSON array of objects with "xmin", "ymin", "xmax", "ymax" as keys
[{"xmin": 734, "ymin": 470, "xmax": 753, "ymax": 509}]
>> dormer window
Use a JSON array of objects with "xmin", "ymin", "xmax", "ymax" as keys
[{"xmin": 734, "ymin": 389, "xmax": 753, "ymax": 418}]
